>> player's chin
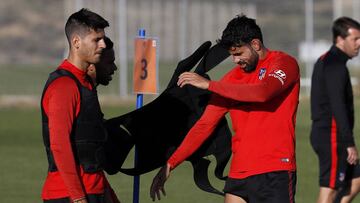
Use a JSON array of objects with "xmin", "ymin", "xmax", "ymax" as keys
[
  {"xmin": 349, "ymin": 52, "xmax": 359, "ymax": 58},
  {"xmin": 237, "ymin": 63, "xmax": 247, "ymax": 70}
]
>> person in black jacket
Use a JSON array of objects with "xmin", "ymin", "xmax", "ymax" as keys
[{"xmin": 311, "ymin": 17, "xmax": 360, "ymax": 203}]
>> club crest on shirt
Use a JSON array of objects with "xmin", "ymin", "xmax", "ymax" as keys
[
  {"xmin": 269, "ymin": 69, "xmax": 286, "ymax": 85},
  {"xmin": 339, "ymin": 172, "xmax": 345, "ymax": 182},
  {"xmin": 258, "ymin": 68, "xmax": 266, "ymax": 80}
]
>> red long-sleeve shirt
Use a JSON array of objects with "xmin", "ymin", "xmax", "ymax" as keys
[
  {"xmin": 168, "ymin": 50, "xmax": 300, "ymax": 179},
  {"xmin": 41, "ymin": 60, "xmax": 106, "ymax": 201}
]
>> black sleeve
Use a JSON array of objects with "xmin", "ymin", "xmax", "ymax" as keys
[{"xmin": 325, "ymin": 63, "xmax": 355, "ymax": 146}]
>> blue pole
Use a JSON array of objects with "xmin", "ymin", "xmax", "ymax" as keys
[{"xmin": 133, "ymin": 28, "xmax": 145, "ymax": 203}]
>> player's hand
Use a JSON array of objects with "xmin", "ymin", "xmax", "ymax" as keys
[
  {"xmin": 177, "ymin": 72, "xmax": 210, "ymax": 89},
  {"xmin": 73, "ymin": 198, "xmax": 87, "ymax": 203},
  {"xmin": 150, "ymin": 163, "xmax": 171, "ymax": 201},
  {"xmin": 347, "ymin": 146, "xmax": 359, "ymax": 165}
]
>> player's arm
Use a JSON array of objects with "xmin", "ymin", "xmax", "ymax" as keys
[
  {"xmin": 213, "ymin": 57, "xmax": 298, "ymax": 102},
  {"xmin": 325, "ymin": 64, "xmax": 355, "ymax": 147},
  {"xmin": 167, "ymin": 95, "xmax": 229, "ymax": 169},
  {"xmin": 178, "ymin": 57, "xmax": 299, "ymax": 103},
  {"xmin": 150, "ymin": 95, "xmax": 229, "ymax": 201},
  {"xmin": 46, "ymin": 77, "xmax": 86, "ymax": 201}
]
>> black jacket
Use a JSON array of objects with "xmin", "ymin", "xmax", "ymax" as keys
[{"xmin": 311, "ymin": 45, "xmax": 355, "ymax": 146}]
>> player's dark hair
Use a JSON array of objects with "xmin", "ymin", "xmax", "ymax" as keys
[
  {"xmin": 65, "ymin": 8, "xmax": 109, "ymax": 44},
  {"xmin": 217, "ymin": 15, "xmax": 263, "ymax": 49},
  {"xmin": 332, "ymin": 16, "xmax": 360, "ymax": 44}
]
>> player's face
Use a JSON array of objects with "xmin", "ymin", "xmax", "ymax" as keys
[
  {"xmin": 79, "ymin": 29, "xmax": 106, "ymax": 64},
  {"xmin": 229, "ymin": 45, "xmax": 259, "ymax": 72},
  {"xmin": 341, "ymin": 28, "xmax": 360, "ymax": 58},
  {"xmin": 95, "ymin": 48, "xmax": 117, "ymax": 86}
]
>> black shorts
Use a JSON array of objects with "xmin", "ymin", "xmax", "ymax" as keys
[
  {"xmin": 311, "ymin": 123, "xmax": 360, "ymax": 189},
  {"xmin": 223, "ymin": 171, "xmax": 296, "ymax": 203},
  {"xmin": 44, "ymin": 194, "xmax": 108, "ymax": 203}
]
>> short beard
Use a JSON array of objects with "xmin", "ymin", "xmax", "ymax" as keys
[{"xmin": 243, "ymin": 46, "xmax": 259, "ymax": 72}]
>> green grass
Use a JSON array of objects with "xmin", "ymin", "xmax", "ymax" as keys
[
  {"xmin": 295, "ymin": 98, "xmax": 318, "ymax": 202},
  {"xmin": 0, "ymin": 61, "xmax": 234, "ymax": 96},
  {"xmin": 2, "ymin": 61, "xmax": 360, "ymax": 202},
  {"xmin": 3, "ymin": 98, "xmax": 360, "ymax": 203}
]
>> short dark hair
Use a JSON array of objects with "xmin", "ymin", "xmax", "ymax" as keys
[
  {"xmin": 104, "ymin": 36, "xmax": 114, "ymax": 50},
  {"xmin": 217, "ymin": 15, "xmax": 263, "ymax": 50},
  {"xmin": 332, "ymin": 16, "xmax": 360, "ymax": 44},
  {"xmin": 65, "ymin": 8, "xmax": 109, "ymax": 43}
]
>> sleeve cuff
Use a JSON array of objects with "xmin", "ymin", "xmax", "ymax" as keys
[
  {"xmin": 339, "ymin": 137, "xmax": 355, "ymax": 147},
  {"xmin": 208, "ymin": 81, "xmax": 216, "ymax": 92},
  {"xmin": 167, "ymin": 157, "xmax": 178, "ymax": 170}
]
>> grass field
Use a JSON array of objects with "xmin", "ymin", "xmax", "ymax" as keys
[
  {"xmin": 1, "ymin": 98, "xmax": 360, "ymax": 203},
  {"xmin": 2, "ymin": 62, "xmax": 360, "ymax": 202},
  {"xmin": 0, "ymin": 61, "xmax": 236, "ymax": 96}
]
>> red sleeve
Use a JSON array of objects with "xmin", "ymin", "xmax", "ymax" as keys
[
  {"xmin": 167, "ymin": 95, "xmax": 229, "ymax": 169},
  {"xmin": 208, "ymin": 56, "xmax": 299, "ymax": 102},
  {"xmin": 44, "ymin": 77, "xmax": 85, "ymax": 200}
]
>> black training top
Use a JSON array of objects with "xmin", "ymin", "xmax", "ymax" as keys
[{"xmin": 311, "ymin": 45, "xmax": 355, "ymax": 146}]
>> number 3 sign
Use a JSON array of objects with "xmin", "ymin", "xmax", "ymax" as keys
[{"xmin": 133, "ymin": 38, "xmax": 158, "ymax": 94}]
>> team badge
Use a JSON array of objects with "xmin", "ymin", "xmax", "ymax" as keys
[
  {"xmin": 339, "ymin": 172, "xmax": 345, "ymax": 182},
  {"xmin": 258, "ymin": 68, "xmax": 266, "ymax": 80}
]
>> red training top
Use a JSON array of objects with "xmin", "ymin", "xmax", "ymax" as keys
[
  {"xmin": 41, "ymin": 60, "xmax": 106, "ymax": 201},
  {"xmin": 168, "ymin": 50, "xmax": 300, "ymax": 179}
]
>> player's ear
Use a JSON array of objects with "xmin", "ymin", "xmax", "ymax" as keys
[
  {"xmin": 335, "ymin": 35, "xmax": 345, "ymax": 47},
  {"xmin": 72, "ymin": 34, "xmax": 81, "ymax": 50},
  {"xmin": 250, "ymin": 39, "xmax": 261, "ymax": 51}
]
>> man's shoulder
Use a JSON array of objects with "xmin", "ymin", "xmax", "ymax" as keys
[
  {"xmin": 270, "ymin": 50, "xmax": 297, "ymax": 63},
  {"xmin": 267, "ymin": 50, "xmax": 299, "ymax": 73},
  {"xmin": 318, "ymin": 52, "xmax": 347, "ymax": 73},
  {"xmin": 47, "ymin": 66, "xmax": 82, "ymax": 88},
  {"xmin": 322, "ymin": 55, "xmax": 344, "ymax": 66},
  {"xmin": 45, "ymin": 76, "xmax": 79, "ymax": 96},
  {"xmin": 221, "ymin": 66, "xmax": 242, "ymax": 81}
]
